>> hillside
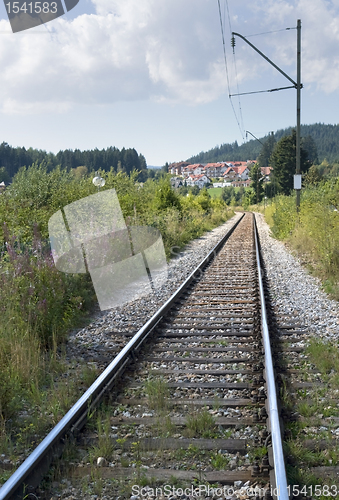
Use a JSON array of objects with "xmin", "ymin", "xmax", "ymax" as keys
[{"xmin": 187, "ymin": 123, "xmax": 339, "ymax": 164}]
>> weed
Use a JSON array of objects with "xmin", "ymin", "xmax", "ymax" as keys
[
  {"xmin": 90, "ymin": 467, "xmax": 104, "ymax": 497},
  {"xmin": 153, "ymin": 415, "xmax": 175, "ymax": 438},
  {"xmin": 297, "ymin": 401, "xmax": 318, "ymax": 418},
  {"xmin": 185, "ymin": 408, "xmax": 216, "ymax": 438},
  {"xmin": 210, "ymin": 451, "xmax": 229, "ymax": 469},
  {"xmin": 81, "ymin": 364, "xmax": 99, "ymax": 387},
  {"xmin": 120, "ymin": 456, "xmax": 130, "ymax": 467},
  {"xmin": 222, "ymin": 428, "xmax": 233, "ymax": 438},
  {"xmin": 144, "ymin": 378, "xmax": 169, "ymax": 411},
  {"xmin": 175, "ymin": 444, "xmax": 202, "ymax": 460},
  {"xmin": 89, "ymin": 413, "xmax": 115, "ymax": 463},
  {"xmin": 285, "ymin": 440, "xmax": 325, "ymax": 467}
]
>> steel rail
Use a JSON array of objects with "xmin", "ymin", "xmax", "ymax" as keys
[
  {"xmin": 253, "ymin": 215, "xmax": 289, "ymax": 500},
  {"xmin": 0, "ymin": 213, "xmax": 245, "ymax": 500}
]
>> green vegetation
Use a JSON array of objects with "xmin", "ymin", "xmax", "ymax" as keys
[
  {"xmin": 265, "ymin": 178, "xmax": 339, "ymax": 297},
  {"xmin": 187, "ymin": 123, "xmax": 339, "ymax": 164},
  {"xmin": 207, "ymin": 187, "xmax": 223, "ymax": 199},
  {"xmin": 270, "ymin": 130, "xmax": 310, "ymax": 196},
  {"xmin": 210, "ymin": 451, "xmax": 229, "ymax": 469},
  {"xmin": 89, "ymin": 412, "xmax": 115, "ymax": 464},
  {"xmin": 144, "ymin": 378, "xmax": 169, "ymax": 411},
  {"xmin": 185, "ymin": 408, "xmax": 216, "ymax": 438},
  {"xmin": 220, "ymin": 186, "xmax": 245, "ymax": 206},
  {"xmin": 0, "ymin": 142, "xmax": 148, "ymax": 181},
  {"xmin": 248, "ymin": 162, "xmax": 264, "ymax": 204},
  {"xmin": 0, "ymin": 162, "xmax": 232, "ymax": 478},
  {"xmin": 307, "ymin": 339, "xmax": 339, "ymax": 376}
]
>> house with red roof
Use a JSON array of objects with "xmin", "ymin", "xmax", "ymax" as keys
[
  {"xmin": 186, "ymin": 174, "xmax": 211, "ymax": 188},
  {"xmin": 203, "ymin": 163, "xmax": 228, "ymax": 178},
  {"xmin": 169, "ymin": 161, "xmax": 190, "ymax": 176},
  {"xmin": 223, "ymin": 167, "xmax": 238, "ymax": 182},
  {"xmin": 261, "ymin": 166, "xmax": 273, "ymax": 180}
]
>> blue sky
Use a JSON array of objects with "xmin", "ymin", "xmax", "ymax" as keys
[{"xmin": 0, "ymin": 0, "xmax": 338, "ymax": 166}]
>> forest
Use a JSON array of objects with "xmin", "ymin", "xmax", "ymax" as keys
[
  {"xmin": 187, "ymin": 123, "xmax": 339, "ymax": 164},
  {"xmin": 0, "ymin": 143, "xmax": 148, "ymax": 183}
]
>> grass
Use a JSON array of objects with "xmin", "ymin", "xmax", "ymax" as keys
[
  {"xmin": 280, "ymin": 336, "xmax": 339, "ymax": 493},
  {"xmin": 248, "ymin": 446, "xmax": 268, "ymax": 462},
  {"xmin": 210, "ymin": 451, "xmax": 229, "ymax": 469},
  {"xmin": 144, "ymin": 378, "xmax": 169, "ymax": 411},
  {"xmin": 89, "ymin": 413, "xmax": 115, "ymax": 464},
  {"xmin": 207, "ymin": 187, "xmax": 223, "ymax": 199},
  {"xmin": 263, "ymin": 189, "xmax": 339, "ymax": 299},
  {"xmin": 185, "ymin": 408, "xmax": 216, "ymax": 438},
  {"xmin": 306, "ymin": 339, "xmax": 339, "ymax": 376},
  {"xmin": 153, "ymin": 415, "xmax": 175, "ymax": 438},
  {"xmin": 175, "ymin": 444, "xmax": 202, "ymax": 460}
]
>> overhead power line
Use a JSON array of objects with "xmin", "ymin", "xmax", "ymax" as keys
[
  {"xmin": 244, "ymin": 27, "xmax": 296, "ymax": 38},
  {"xmin": 217, "ymin": 0, "xmax": 245, "ymax": 140}
]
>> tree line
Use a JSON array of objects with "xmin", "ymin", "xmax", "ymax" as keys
[
  {"xmin": 187, "ymin": 123, "xmax": 339, "ymax": 164},
  {"xmin": 0, "ymin": 143, "xmax": 148, "ymax": 183}
]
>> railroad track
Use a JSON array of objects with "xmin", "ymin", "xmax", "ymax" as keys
[{"xmin": 0, "ymin": 213, "xmax": 289, "ymax": 500}]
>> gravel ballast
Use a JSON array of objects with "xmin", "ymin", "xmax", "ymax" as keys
[{"xmin": 66, "ymin": 213, "xmax": 244, "ymax": 366}]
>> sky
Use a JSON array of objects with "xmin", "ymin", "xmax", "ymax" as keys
[{"xmin": 0, "ymin": 0, "xmax": 339, "ymax": 166}]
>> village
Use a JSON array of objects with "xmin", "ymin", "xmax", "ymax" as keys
[{"xmin": 169, "ymin": 160, "xmax": 272, "ymax": 190}]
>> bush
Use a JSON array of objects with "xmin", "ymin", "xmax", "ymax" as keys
[{"xmin": 271, "ymin": 195, "xmax": 297, "ymax": 239}]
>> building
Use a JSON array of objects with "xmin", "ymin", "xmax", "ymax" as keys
[
  {"xmin": 261, "ymin": 166, "xmax": 273, "ymax": 181},
  {"xmin": 223, "ymin": 167, "xmax": 238, "ymax": 182},
  {"xmin": 170, "ymin": 177, "xmax": 184, "ymax": 189},
  {"xmin": 186, "ymin": 174, "xmax": 211, "ymax": 189},
  {"xmin": 203, "ymin": 163, "xmax": 228, "ymax": 178},
  {"xmin": 231, "ymin": 179, "xmax": 251, "ymax": 188},
  {"xmin": 169, "ymin": 161, "xmax": 190, "ymax": 176}
]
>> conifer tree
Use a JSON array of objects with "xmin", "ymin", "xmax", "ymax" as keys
[{"xmin": 270, "ymin": 129, "xmax": 309, "ymax": 195}]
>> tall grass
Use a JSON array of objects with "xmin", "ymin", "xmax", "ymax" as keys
[
  {"xmin": 265, "ymin": 181, "xmax": 339, "ymax": 297},
  {"xmin": 0, "ymin": 228, "xmax": 94, "ymax": 419}
]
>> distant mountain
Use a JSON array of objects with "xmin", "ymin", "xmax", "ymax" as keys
[{"xmin": 187, "ymin": 123, "xmax": 339, "ymax": 164}]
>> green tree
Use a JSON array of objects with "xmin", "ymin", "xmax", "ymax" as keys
[
  {"xmin": 196, "ymin": 188, "xmax": 211, "ymax": 211},
  {"xmin": 301, "ymin": 135, "xmax": 318, "ymax": 164},
  {"xmin": 152, "ymin": 178, "xmax": 181, "ymax": 212},
  {"xmin": 221, "ymin": 186, "xmax": 235, "ymax": 205},
  {"xmin": 256, "ymin": 132, "xmax": 276, "ymax": 168},
  {"xmin": 304, "ymin": 165, "xmax": 323, "ymax": 186},
  {"xmin": 270, "ymin": 129, "xmax": 309, "ymax": 195},
  {"xmin": 0, "ymin": 166, "xmax": 10, "ymax": 183},
  {"xmin": 249, "ymin": 162, "xmax": 264, "ymax": 203}
]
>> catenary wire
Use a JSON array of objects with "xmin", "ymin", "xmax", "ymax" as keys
[
  {"xmin": 225, "ymin": 0, "xmax": 245, "ymax": 135},
  {"xmin": 244, "ymin": 27, "xmax": 296, "ymax": 38},
  {"xmin": 217, "ymin": 0, "xmax": 245, "ymax": 140}
]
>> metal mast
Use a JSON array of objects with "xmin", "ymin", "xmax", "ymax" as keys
[
  {"xmin": 296, "ymin": 19, "xmax": 301, "ymax": 210},
  {"xmin": 232, "ymin": 20, "xmax": 302, "ymax": 210}
]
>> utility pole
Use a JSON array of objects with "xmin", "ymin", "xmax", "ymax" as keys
[
  {"xmin": 232, "ymin": 20, "xmax": 302, "ymax": 211},
  {"xmin": 295, "ymin": 19, "xmax": 301, "ymax": 210}
]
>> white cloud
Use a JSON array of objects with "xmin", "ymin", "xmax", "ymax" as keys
[
  {"xmin": 0, "ymin": 0, "xmax": 339, "ymax": 115},
  {"xmin": 228, "ymin": 0, "xmax": 339, "ymax": 94}
]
